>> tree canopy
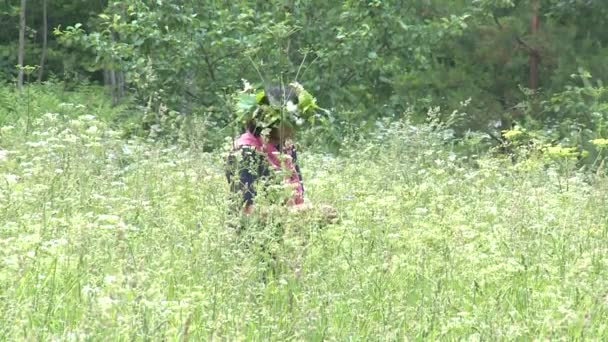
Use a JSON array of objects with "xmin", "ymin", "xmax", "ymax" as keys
[{"xmin": 2, "ymin": 0, "xmax": 608, "ymax": 153}]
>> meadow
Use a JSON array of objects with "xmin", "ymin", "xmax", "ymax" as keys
[{"xmin": 1, "ymin": 90, "xmax": 608, "ymax": 340}]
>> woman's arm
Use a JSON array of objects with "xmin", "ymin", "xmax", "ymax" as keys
[
  {"xmin": 290, "ymin": 146, "xmax": 304, "ymax": 192},
  {"xmin": 226, "ymin": 146, "xmax": 264, "ymax": 213},
  {"xmin": 238, "ymin": 146, "xmax": 260, "ymax": 210}
]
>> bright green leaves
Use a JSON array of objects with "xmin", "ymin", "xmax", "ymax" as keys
[
  {"xmin": 255, "ymin": 90, "xmax": 266, "ymax": 104},
  {"xmin": 297, "ymin": 88, "xmax": 318, "ymax": 115},
  {"xmin": 235, "ymin": 93, "xmax": 257, "ymax": 121},
  {"xmin": 591, "ymin": 138, "xmax": 608, "ymax": 148},
  {"xmin": 543, "ymin": 145, "xmax": 581, "ymax": 160},
  {"xmin": 257, "ymin": 105, "xmax": 282, "ymax": 128},
  {"xmin": 232, "ymin": 81, "xmax": 325, "ymax": 131},
  {"xmin": 234, "ymin": 85, "xmax": 278, "ymax": 128},
  {"xmin": 502, "ymin": 127, "xmax": 525, "ymax": 140}
]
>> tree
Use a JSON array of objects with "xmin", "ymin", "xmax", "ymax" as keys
[
  {"xmin": 5, "ymin": 0, "xmax": 608, "ymax": 147},
  {"xmin": 528, "ymin": 0, "xmax": 540, "ymax": 91},
  {"xmin": 37, "ymin": 0, "xmax": 48, "ymax": 82},
  {"xmin": 17, "ymin": 0, "xmax": 26, "ymax": 90}
]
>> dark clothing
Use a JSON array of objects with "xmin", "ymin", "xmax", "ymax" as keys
[{"xmin": 225, "ymin": 144, "xmax": 303, "ymax": 209}]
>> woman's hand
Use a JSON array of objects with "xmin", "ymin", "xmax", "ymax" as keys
[
  {"xmin": 318, "ymin": 204, "xmax": 338, "ymax": 223},
  {"xmin": 290, "ymin": 202, "xmax": 313, "ymax": 212},
  {"xmin": 290, "ymin": 202, "xmax": 338, "ymax": 225}
]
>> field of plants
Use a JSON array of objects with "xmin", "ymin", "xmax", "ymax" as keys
[{"xmin": 2, "ymin": 89, "xmax": 608, "ymax": 340}]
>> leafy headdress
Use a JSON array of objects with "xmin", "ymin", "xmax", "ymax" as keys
[{"xmin": 233, "ymin": 80, "xmax": 326, "ymax": 132}]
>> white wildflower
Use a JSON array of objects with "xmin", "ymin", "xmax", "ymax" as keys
[
  {"xmin": 69, "ymin": 120, "xmax": 83, "ymax": 128},
  {"xmin": 97, "ymin": 296, "xmax": 116, "ymax": 310},
  {"xmin": 241, "ymin": 79, "xmax": 253, "ymax": 92},
  {"xmin": 80, "ymin": 114, "xmax": 96, "ymax": 121},
  {"xmin": 43, "ymin": 113, "xmax": 58, "ymax": 121},
  {"xmin": 414, "ymin": 207, "xmax": 428, "ymax": 214},
  {"xmin": 286, "ymin": 100, "xmax": 298, "ymax": 113},
  {"xmin": 85, "ymin": 126, "xmax": 99, "ymax": 135},
  {"xmin": 289, "ymin": 81, "xmax": 304, "ymax": 93},
  {"xmin": 97, "ymin": 214, "xmax": 121, "ymax": 224},
  {"xmin": 103, "ymin": 275, "xmax": 117, "ymax": 285},
  {"xmin": 1, "ymin": 125, "xmax": 14, "ymax": 133},
  {"xmin": 25, "ymin": 141, "xmax": 48, "ymax": 148},
  {"xmin": 122, "ymin": 144, "xmax": 132, "ymax": 155},
  {"xmin": 4, "ymin": 174, "xmax": 20, "ymax": 184}
]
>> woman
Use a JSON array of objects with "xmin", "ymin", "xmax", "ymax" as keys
[{"xmin": 225, "ymin": 83, "xmax": 310, "ymax": 215}]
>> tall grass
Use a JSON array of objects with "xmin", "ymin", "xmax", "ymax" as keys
[{"xmin": 1, "ymin": 89, "xmax": 608, "ymax": 340}]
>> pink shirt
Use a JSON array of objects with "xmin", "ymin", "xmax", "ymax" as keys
[{"xmin": 234, "ymin": 131, "xmax": 304, "ymax": 205}]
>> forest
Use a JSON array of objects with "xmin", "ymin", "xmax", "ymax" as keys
[{"xmin": 2, "ymin": 0, "xmax": 608, "ymax": 340}]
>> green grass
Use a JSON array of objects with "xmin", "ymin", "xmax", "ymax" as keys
[
  {"xmin": 1, "ymin": 93, "xmax": 608, "ymax": 340},
  {"xmin": 0, "ymin": 83, "xmax": 131, "ymax": 127}
]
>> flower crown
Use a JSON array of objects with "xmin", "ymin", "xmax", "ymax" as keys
[{"xmin": 233, "ymin": 80, "xmax": 323, "ymax": 129}]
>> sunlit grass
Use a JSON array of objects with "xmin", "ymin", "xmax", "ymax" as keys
[{"xmin": 1, "ymin": 96, "xmax": 608, "ymax": 340}]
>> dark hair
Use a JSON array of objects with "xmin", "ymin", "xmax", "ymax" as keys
[
  {"xmin": 261, "ymin": 85, "xmax": 299, "ymax": 106},
  {"xmin": 245, "ymin": 117, "xmax": 264, "ymax": 136},
  {"xmin": 245, "ymin": 84, "xmax": 299, "ymax": 136}
]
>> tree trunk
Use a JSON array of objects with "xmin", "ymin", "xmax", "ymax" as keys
[
  {"xmin": 103, "ymin": 69, "xmax": 110, "ymax": 89},
  {"xmin": 37, "ymin": 0, "xmax": 48, "ymax": 82},
  {"xmin": 528, "ymin": 0, "xmax": 540, "ymax": 91},
  {"xmin": 17, "ymin": 0, "xmax": 27, "ymax": 91},
  {"xmin": 110, "ymin": 69, "xmax": 118, "ymax": 105},
  {"xmin": 182, "ymin": 69, "xmax": 194, "ymax": 115}
]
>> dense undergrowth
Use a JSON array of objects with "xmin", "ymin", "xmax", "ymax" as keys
[{"xmin": 1, "ymin": 87, "xmax": 608, "ymax": 340}]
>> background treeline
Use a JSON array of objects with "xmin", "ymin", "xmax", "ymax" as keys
[{"xmin": 2, "ymin": 0, "xmax": 608, "ymax": 157}]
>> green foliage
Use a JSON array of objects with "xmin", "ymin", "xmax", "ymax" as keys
[
  {"xmin": 0, "ymin": 0, "xmax": 106, "ymax": 82},
  {"xmin": 49, "ymin": 1, "xmax": 479, "ymax": 135},
  {"xmin": 3, "ymin": 97, "xmax": 608, "ymax": 339},
  {"xmin": 0, "ymin": 83, "xmax": 128, "ymax": 130},
  {"xmin": 4, "ymin": 3, "xmax": 608, "ymax": 338},
  {"xmin": 502, "ymin": 70, "xmax": 608, "ymax": 171},
  {"xmin": 3, "ymin": 0, "xmax": 608, "ymax": 150},
  {"xmin": 232, "ymin": 81, "xmax": 323, "ymax": 131}
]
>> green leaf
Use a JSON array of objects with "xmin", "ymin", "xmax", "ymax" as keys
[
  {"xmin": 297, "ymin": 90, "xmax": 318, "ymax": 115},
  {"xmin": 255, "ymin": 90, "xmax": 266, "ymax": 104},
  {"xmin": 236, "ymin": 94, "xmax": 256, "ymax": 116}
]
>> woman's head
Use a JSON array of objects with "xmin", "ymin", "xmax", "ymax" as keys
[
  {"xmin": 261, "ymin": 85, "xmax": 299, "ymax": 108},
  {"xmin": 236, "ymin": 80, "xmax": 322, "ymax": 139},
  {"xmin": 246, "ymin": 84, "xmax": 299, "ymax": 137}
]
